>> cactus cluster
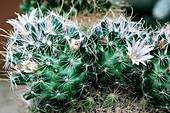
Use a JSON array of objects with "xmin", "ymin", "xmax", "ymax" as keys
[
  {"xmin": 20, "ymin": 0, "xmax": 117, "ymax": 16},
  {"xmin": 5, "ymin": 9, "xmax": 170, "ymax": 112}
]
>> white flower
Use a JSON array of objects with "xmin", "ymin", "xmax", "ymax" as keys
[
  {"xmin": 7, "ymin": 9, "xmax": 37, "ymax": 35},
  {"xmin": 21, "ymin": 60, "xmax": 38, "ymax": 73},
  {"xmin": 17, "ymin": 9, "xmax": 37, "ymax": 25},
  {"xmin": 113, "ymin": 16, "xmax": 144, "ymax": 40},
  {"xmin": 7, "ymin": 19, "xmax": 28, "ymax": 35},
  {"xmin": 126, "ymin": 39, "xmax": 154, "ymax": 66},
  {"xmin": 113, "ymin": 15, "xmax": 126, "ymax": 33}
]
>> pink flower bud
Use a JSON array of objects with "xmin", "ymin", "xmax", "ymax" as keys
[{"xmin": 69, "ymin": 38, "xmax": 84, "ymax": 51}]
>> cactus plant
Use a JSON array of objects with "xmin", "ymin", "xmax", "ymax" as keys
[
  {"xmin": 6, "ymin": 9, "xmax": 90, "ymax": 112},
  {"xmin": 4, "ymin": 9, "xmax": 170, "ymax": 112}
]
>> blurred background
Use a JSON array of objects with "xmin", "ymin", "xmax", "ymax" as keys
[{"xmin": 125, "ymin": 0, "xmax": 170, "ymax": 27}]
